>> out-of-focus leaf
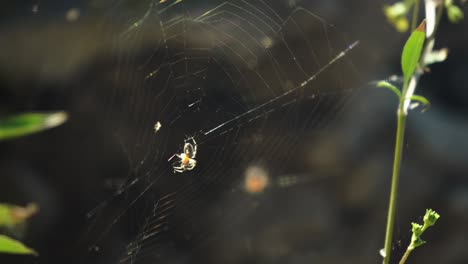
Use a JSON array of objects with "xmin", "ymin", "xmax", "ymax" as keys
[
  {"xmin": 401, "ymin": 20, "xmax": 426, "ymax": 85},
  {"xmin": 0, "ymin": 111, "xmax": 67, "ymax": 141},
  {"xmin": 384, "ymin": 2, "xmax": 410, "ymax": 32},
  {"xmin": 0, "ymin": 203, "xmax": 38, "ymax": 228},
  {"xmin": 395, "ymin": 17, "xmax": 410, "ymax": 32},
  {"xmin": 384, "ymin": 2, "xmax": 408, "ymax": 18},
  {"xmin": 0, "ymin": 235, "xmax": 37, "ymax": 255},
  {"xmin": 0, "ymin": 204, "xmax": 14, "ymax": 227}
]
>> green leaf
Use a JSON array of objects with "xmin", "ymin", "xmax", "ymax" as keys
[
  {"xmin": 376, "ymin": 81, "xmax": 402, "ymax": 98},
  {"xmin": 401, "ymin": 20, "xmax": 426, "ymax": 85},
  {"xmin": 0, "ymin": 204, "xmax": 14, "ymax": 227},
  {"xmin": 0, "ymin": 235, "xmax": 37, "ymax": 255},
  {"xmin": 0, "ymin": 111, "xmax": 67, "ymax": 141},
  {"xmin": 409, "ymin": 95, "xmax": 431, "ymax": 112}
]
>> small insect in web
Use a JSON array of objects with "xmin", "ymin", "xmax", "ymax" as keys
[
  {"xmin": 153, "ymin": 121, "xmax": 162, "ymax": 133},
  {"xmin": 168, "ymin": 137, "xmax": 197, "ymax": 173}
]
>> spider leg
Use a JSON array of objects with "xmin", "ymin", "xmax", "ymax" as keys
[
  {"xmin": 173, "ymin": 166, "xmax": 184, "ymax": 173},
  {"xmin": 186, "ymin": 159, "xmax": 196, "ymax": 170},
  {"xmin": 168, "ymin": 154, "xmax": 181, "ymax": 162},
  {"xmin": 168, "ymin": 154, "xmax": 176, "ymax": 162},
  {"xmin": 191, "ymin": 138, "xmax": 197, "ymax": 157}
]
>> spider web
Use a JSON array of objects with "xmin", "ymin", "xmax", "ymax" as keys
[{"xmin": 81, "ymin": 0, "xmax": 361, "ymax": 263}]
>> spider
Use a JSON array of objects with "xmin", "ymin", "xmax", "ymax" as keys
[{"xmin": 168, "ymin": 137, "xmax": 197, "ymax": 173}]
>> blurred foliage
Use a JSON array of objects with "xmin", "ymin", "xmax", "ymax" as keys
[
  {"xmin": 384, "ymin": 0, "xmax": 465, "ymax": 32},
  {"xmin": 0, "ymin": 203, "xmax": 38, "ymax": 228},
  {"xmin": 0, "ymin": 111, "xmax": 68, "ymax": 141},
  {"xmin": 0, "ymin": 235, "xmax": 37, "ymax": 255},
  {"xmin": 446, "ymin": 0, "xmax": 464, "ymax": 23},
  {"xmin": 0, "ymin": 93, "xmax": 65, "ymax": 256},
  {"xmin": 384, "ymin": 1, "xmax": 412, "ymax": 32},
  {"xmin": 0, "ymin": 204, "xmax": 38, "ymax": 255}
]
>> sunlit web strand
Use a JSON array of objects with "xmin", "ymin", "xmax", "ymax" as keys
[
  {"xmin": 86, "ymin": 167, "xmax": 170, "ymax": 250},
  {"xmin": 201, "ymin": 40, "xmax": 359, "ymax": 136}
]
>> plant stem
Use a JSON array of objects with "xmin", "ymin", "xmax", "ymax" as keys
[
  {"xmin": 399, "ymin": 248, "xmax": 412, "ymax": 264},
  {"xmin": 382, "ymin": 2, "xmax": 446, "ymax": 264},
  {"xmin": 383, "ymin": 107, "xmax": 407, "ymax": 264}
]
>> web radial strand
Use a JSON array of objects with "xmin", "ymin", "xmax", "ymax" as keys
[{"xmin": 85, "ymin": 0, "xmax": 361, "ymax": 263}]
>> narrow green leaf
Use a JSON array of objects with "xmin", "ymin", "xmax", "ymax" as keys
[
  {"xmin": 377, "ymin": 81, "xmax": 402, "ymax": 98},
  {"xmin": 0, "ymin": 111, "xmax": 67, "ymax": 141},
  {"xmin": 409, "ymin": 95, "xmax": 431, "ymax": 112},
  {"xmin": 0, "ymin": 235, "xmax": 37, "ymax": 255},
  {"xmin": 401, "ymin": 20, "xmax": 426, "ymax": 85}
]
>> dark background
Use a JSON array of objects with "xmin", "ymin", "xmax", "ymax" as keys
[{"xmin": 1, "ymin": 0, "xmax": 467, "ymax": 263}]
